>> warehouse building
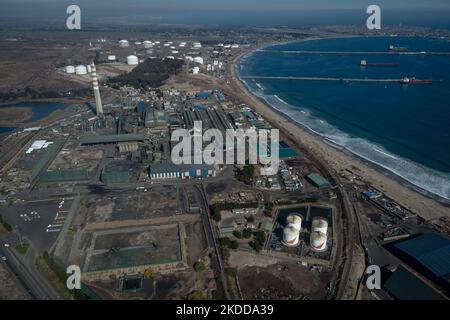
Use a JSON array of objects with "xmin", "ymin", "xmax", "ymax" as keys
[
  {"xmin": 80, "ymin": 134, "xmax": 145, "ymax": 146},
  {"xmin": 149, "ymin": 163, "xmax": 216, "ymax": 180},
  {"xmin": 145, "ymin": 110, "xmax": 168, "ymax": 128},
  {"xmin": 390, "ymin": 233, "xmax": 450, "ymax": 293},
  {"xmin": 383, "ymin": 265, "xmax": 445, "ymax": 300},
  {"xmin": 305, "ymin": 172, "xmax": 332, "ymax": 189}
]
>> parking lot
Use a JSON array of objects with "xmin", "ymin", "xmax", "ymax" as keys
[{"xmin": 1, "ymin": 198, "xmax": 73, "ymax": 254}]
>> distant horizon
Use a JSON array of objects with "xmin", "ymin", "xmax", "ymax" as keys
[{"xmin": 0, "ymin": 7, "xmax": 449, "ymax": 29}]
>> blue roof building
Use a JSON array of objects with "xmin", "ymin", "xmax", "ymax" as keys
[
  {"xmin": 383, "ymin": 265, "xmax": 445, "ymax": 300},
  {"xmin": 391, "ymin": 233, "xmax": 450, "ymax": 292},
  {"xmin": 195, "ymin": 92, "xmax": 212, "ymax": 100}
]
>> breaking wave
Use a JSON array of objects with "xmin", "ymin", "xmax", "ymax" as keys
[{"xmin": 238, "ymin": 75, "xmax": 450, "ymax": 200}]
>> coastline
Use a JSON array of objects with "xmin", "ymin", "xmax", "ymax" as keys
[{"xmin": 228, "ymin": 39, "xmax": 450, "ymax": 221}]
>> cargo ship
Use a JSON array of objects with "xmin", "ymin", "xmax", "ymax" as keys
[
  {"xmin": 359, "ymin": 60, "xmax": 399, "ymax": 67},
  {"xmin": 399, "ymin": 77, "xmax": 433, "ymax": 85},
  {"xmin": 388, "ymin": 45, "xmax": 408, "ymax": 52}
]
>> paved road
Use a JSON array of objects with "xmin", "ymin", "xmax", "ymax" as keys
[
  {"xmin": 196, "ymin": 183, "xmax": 231, "ymax": 300},
  {"xmin": 0, "ymin": 238, "xmax": 60, "ymax": 300}
]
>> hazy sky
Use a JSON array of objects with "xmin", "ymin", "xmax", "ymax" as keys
[
  {"xmin": 1, "ymin": 0, "xmax": 449, "ymax": 26},
  {"xmin": 2, "ymin": 0, "xmax": 450, "ymax": 11}
]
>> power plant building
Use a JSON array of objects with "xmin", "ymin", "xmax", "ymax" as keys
[
  {"xmin": 149, "ymin": 163, "xmax": 216, "ymax": 180},
  {"xmin": 91, "ymin": 63, "xmax": 103, "ymax": 115}
]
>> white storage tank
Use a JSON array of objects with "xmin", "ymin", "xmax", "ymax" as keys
[
  {"xmin": 126, "ymin": 55, "xmax": 139, "ymax": 65},
  {"xmin": 75, "ymin": 65, "xmax": 87, "ymax": 75},
  {"xmin": 107, "ymin": 55, "xmax": 116, "ymax": 61},
  {"xmin": 192, "ymin": 66, "xmax": 200, "ymax": 74},
  {"xmin": 286, "ymin": 214, "xmax": 302, "ymax": 231},
  {"xmin": 194, "ymin": 57, "xmax": 204, "ymax": 64},
  {"xmin": 310, "ymin": 231, "xmax": 327, "ymax": 252},
  {"xmin": 312, "ymin": 218, "xmax": 328, "ymax": 235},
  {"xmin": 119, "ymin": 40, "xmax": 129, "ymax": 48},
  {"xmin": 283, "ymin": 225, "xmax": 300, "ymax": 247},
  {"xmin": 65, "ymin": 66, "xmax": 75, "ymax": 74},
  {"xmin": 143, "ymin": 41, "xmax": 152, "ymax": 48}
]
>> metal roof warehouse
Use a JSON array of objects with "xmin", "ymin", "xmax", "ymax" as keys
[
  {"xmin": 383, "ymin": 265, "xmax": 445, "ymax": 300},
  {"xmin": 149, "ymin": 163, "xmax": 216, "ymax": 179},
  {"xmin": 391, "ymin": 233, "xmax": 450, "ymax": 291},
  {"xmin": 80, "ymin": 134, "xmax": 145, "ymax": 145}
]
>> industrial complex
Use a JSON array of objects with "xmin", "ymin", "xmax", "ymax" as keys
[{"xmin": 0, "ymin": 21, "xmax": 449, "ymax": 303}]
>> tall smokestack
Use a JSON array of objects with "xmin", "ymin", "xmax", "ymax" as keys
[{"xmin": 91, "ymin": 62, "xmax": 103, "ymax": 115}]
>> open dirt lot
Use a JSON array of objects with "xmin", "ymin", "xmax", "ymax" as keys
[
  {"xmin": 238, "ymin": 262, "xmax": 331, "ymax": 300},
  {"xmin": 0, "ymin": 263, "xmax": 29, "ymax": 300}
]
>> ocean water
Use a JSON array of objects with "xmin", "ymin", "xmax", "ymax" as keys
[
  {"xmin": 238, "ymin": 36, "xmax": 450, "ymax": 200},
  {"xmin": 0, "ymin": 102, "xmax": 68, "ymax": 134}
]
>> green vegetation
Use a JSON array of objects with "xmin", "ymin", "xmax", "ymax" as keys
[
  {"xmin": 235, "ymin": 165, "xmax": 256, "ymax": 184},
  {"xmin": 187, "ymin": 290, "xmax": 204, "ymax": 300},
  {"xmin": 225, "ymin": 267, "xmax": 238, "ymax": 279},
  {"xmin": 218, "ymin": 237, "xmax": 239, "ymax": 250},
  {"xmin": 211, "ymin": 206, "xmax": 222, "ymax": 222},
  {"xmin": 109, "ymin": 58, "xmax": 184, "ymax": 89},
  {"xmin": 15, "ymin": 243, "xmax": 30, "ymax": 255},
  {"xmin": 263, "ymin": 203, "xmax": 274, "ymax": 217},
  {"xmin": 0, "ymin": 215, "xmax": 12, "ymax": 233},
  {"xmin": 246, "ymin": 215, "xmax": 255, "ymax": 223},
  {"xmin": 242, "ymin": 228, "xmax": 253, "ymax": 239},
  {"xmin": 143, "ymin": 268, "xmax": 154, "ymax": 279},
  {"xmin": 218, "ymin": 237, "xmax": 231, "ymax": 247},
  {"xmin": 249, "ymin": 230, "xmax": 267, "ymax": 252},
  {"xmin": 250, "ymin": 241, "xmax": 263, "ymax": 252},
  {"xmin": 36, "ymin": 251, "xmax": 90, "ymax": 300},
  {"xmin": 0, "ymin": 86, "xmax": 92, "ymax": 102},
  {"xmin": 193, "ymin": 261, "xmax": 206, "ymax": 272},
  {"xmin": 232, "ymin": 230, "xmax": 242, "ymax": 239}
]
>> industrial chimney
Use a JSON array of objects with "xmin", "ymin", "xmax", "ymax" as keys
[{"xmin": 91, "ymin": 62, "xmax": 103, "ymax": 115}]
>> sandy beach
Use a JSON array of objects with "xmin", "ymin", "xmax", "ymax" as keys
[{"xmin": 227, "ymin": 45, "xmax": 450, "ymax": 221}]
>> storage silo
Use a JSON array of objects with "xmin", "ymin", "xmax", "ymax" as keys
[
  {"xmin": 310, "ymin": 231, "xmax": 327, "ymax": 252},
  {"xmin": 312, "ymin": 218, "xmax": 328, "ymax": 235},
  {"xmin": 126, "ymin": 55, "xmax": 139, "ymax": 65},
  {"xmin": 194, "ymin": 57, "xmax": 204, "ymax": 64},
  {"xmin": 283, "ymin": 225, "xmax": 300, "ymax": 247},
  {"xmin": 286, "ymin": 214, "xmax": 302, "ymax": 231},
  {"xmin": 75, "ymin": 65, "xmax": 87, "ymax": 75},
  {"xmin": 119, "ymin": 40, "xmax": 129, "ymax": 48},
  {"xmin": 65, "ymin": 66, "xmax": 75, "ymax": 74}
]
